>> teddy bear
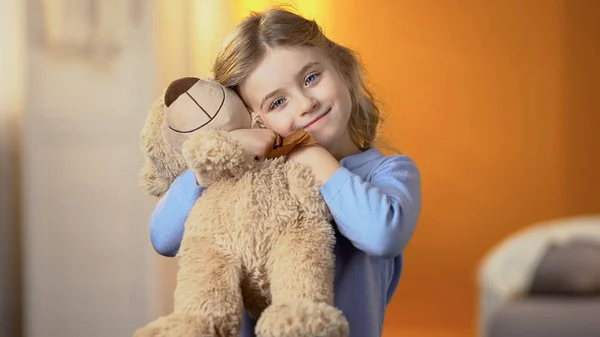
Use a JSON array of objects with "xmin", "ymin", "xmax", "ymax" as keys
[{"xmin": 135, "ymin": 76, "xmax": 349, "ymax": 337}]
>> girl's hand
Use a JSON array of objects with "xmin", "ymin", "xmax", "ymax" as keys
[
  {"xmin": 287, "ymin": 144, "xmax": 341, "ymax": 184},
  {"xmin": 229, "ymin": 129, "xmax": 277, "ymax": 159}
]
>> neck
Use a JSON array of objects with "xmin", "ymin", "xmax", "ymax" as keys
[{"xmin": 327, "ymin": 134, "xmax": 362, "ymax": 161}]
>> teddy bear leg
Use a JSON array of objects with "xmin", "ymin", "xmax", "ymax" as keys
[
  {"xmin": 133, "ymin": 313, "xmax": 207, "ymax": 337},
  {"xmin": 255, "ymin": 225, "xmax": 349, "ymax": 337},
  {"xmin": 135, "ymin": 235, "xmax": 244, "ymax": 337},
  {"xmin": 175, "ymin": 234, "xmax": 245, "ymax": 336}
]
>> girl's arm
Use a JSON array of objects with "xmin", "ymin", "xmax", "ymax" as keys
[
  {"xmin": 149, "ymin": 169, "xmax": 204, "ymax": 257},
  {"xmin": 289, "ymin": 145, "xmax": 421, "ymax": 258},
  {"xmin": 319, "ymin": 157, "xmax": 421, "ymax": 258},
  {"xmin": 149, "ymin": 129, "xmax": 275, "ymax": 256}
]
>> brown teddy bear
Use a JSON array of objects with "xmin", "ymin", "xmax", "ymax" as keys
[{"xmin": 135, "ymin": 77, "xmax": 349, "ymax": 337}]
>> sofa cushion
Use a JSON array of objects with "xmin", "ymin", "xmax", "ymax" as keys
[
  {"xmin": 490, "ymin": 297, "xmax": 600, "ymax": 337},
  {"xmin": 529, "ymin": 238, "xmax": 600, "ymax": 295}
]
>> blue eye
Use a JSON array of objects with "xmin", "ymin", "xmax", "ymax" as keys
[
  {"xmin": 305, "ymin": 73, "xmax": 320, "ymax": 86},
  {"xmin": 270, "ymin": 98, "xmax": 286, "ymax": 110}
]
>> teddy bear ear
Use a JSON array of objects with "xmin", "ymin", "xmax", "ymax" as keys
[
  {"xmin": 138, "ymin": 95, "xmax": 188, "ymax": 197},
  {"xmin": 199, "ymin": 74, "xmax": 216, "ymax": 82},
  {"xmin": 250, "ymin": 111, "xmax": 267, "ymax": 129},
  {"xmin": 164, "ymin": 77, "xmax": 200, "ymax": 107},
  {"xmin": 139, "ymin": 158, "xmax": 172, "ymax": 197}
]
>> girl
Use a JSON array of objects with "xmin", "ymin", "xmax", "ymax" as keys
[{"xmin": 150, "ymin": 7, "xmax": 421, "ymax": 337}]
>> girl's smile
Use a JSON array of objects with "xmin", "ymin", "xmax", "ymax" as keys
[{"xmin": 301, "ymin": 107, "xmax": 330, "ymax": 130}]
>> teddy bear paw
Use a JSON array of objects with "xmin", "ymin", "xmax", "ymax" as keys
[
  {"xmin": 182, "ymin": 130, "xmax": 255, "ymax": 185},
  {"xmin": 255, "ymin": 300, "xmax": 349, "ymax": 337},
  {"xmin": 133, "ymin": 313, "xmax": 214, "ymax": 337}
]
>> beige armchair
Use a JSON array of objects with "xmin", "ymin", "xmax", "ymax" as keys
[{"xmin": 477, "ymin": 215, "xmax": 600, "ymax": 337}]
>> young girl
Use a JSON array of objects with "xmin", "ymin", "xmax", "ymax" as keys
[{"xmin": 150, "ymin": 7, "xmax": 421, "ymax": 337}]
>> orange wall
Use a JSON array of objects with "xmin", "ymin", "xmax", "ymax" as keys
[
  {"xmin": 314, "ymin": 1, "xmax": 599, "ymax": 336},
  {"xmin": 563, "ymin": 1, "xmax": 600, "ymax": 215}
]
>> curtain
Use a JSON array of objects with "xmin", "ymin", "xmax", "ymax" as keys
[{"xmin": 0, "ymin": 0, "xmax": 26, "ymax": 336}]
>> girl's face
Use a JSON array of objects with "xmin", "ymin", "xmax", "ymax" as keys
[{"xmin": 240, "ymin": 46, "xmax": 357, "ymax": 158}]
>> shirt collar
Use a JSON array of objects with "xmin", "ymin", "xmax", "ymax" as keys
[{"xmin": 339, "ymin": 147, "xmax": 383, "ymax": 171}]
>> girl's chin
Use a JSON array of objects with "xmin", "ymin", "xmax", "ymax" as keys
[{"xmin": 309, "ymin": 127, "xmax": 339, "ymax": 144}]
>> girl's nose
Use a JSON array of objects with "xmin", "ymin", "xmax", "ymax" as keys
[{"xmin": 298, "ymin": 95, "xmax": 319, "ymax": 116}]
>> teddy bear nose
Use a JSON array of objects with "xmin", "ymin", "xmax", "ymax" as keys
[{"xmin": 164, "ymin": 77, "xmax": 200, "ymax": 107}]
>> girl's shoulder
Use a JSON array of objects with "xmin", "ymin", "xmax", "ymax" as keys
[{"xmin": 341, "ymin": 147, "xmax": 418, "ymax": 176}]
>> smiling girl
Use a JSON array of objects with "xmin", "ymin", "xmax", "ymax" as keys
[{"xmin": 150, "ymin": 8, "xmax": 421, "ymax": 337}]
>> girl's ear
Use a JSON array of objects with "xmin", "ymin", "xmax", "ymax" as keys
[{"xmin": 250, "ymin": 111, "xmax": 267, "ymax": 129}]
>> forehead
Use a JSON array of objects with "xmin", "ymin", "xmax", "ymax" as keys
[{"xmin": 241, "ymin": 46, "xmax": 329, "ymax": 107}]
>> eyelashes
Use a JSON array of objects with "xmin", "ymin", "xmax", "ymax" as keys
[
  {"xmin": 305, "ymin": 73, "xmax": 319, "ymax": 85},
  {"xmin": 268, "ymin": 72, "xmax": 322, "ymax": 111},
  {"xmin": 270, "ymin": 97, "xmax": 286, "ymax": 110}
]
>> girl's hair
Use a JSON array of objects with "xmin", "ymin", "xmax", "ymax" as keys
[{"xmin": 212, "ymin": 7, "xmax": 382, "ymax": 149}]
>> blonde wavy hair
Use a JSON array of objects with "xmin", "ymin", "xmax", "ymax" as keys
[{"xmin": 212, "ymin": 7, "xmax": 382, "ymax": 149}]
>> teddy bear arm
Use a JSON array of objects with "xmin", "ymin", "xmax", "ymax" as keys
[{"xmin": 181, "ymin": 129, "xmax": 255, "ymax": 186}]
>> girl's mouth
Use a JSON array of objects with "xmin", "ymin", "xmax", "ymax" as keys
[{"xmin": 303, "ymin": 107, "xmax": 331, "ymax": 130}]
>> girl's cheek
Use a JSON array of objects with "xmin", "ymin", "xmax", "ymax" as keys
[
  {"xmin": 273, "ymin": 117, "xmax": 294, "ymax": 137},
  {"xmin": 259, "ymin": 112, "xmax": 274, "ymax": 129}
]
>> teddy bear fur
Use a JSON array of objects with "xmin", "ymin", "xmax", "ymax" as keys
[{"xmin": 134, "ymin": 77, "xmax": 349, "ymax": 337}]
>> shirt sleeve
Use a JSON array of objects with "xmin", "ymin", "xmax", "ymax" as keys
[
  {"xmin": 319, "ymin": 156, "xmax": 421, "ymax": 258},
  {"xmin": 149, "ymin": 169, "xmax": 204, "ymax": 257}
]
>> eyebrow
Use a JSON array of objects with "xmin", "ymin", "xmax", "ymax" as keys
[{"xmin": 259, "ymin": 61, "xmax": 321, "ymax": 110}]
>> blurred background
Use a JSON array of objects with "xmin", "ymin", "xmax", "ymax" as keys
[{"xmin": 1, "ymin": 0, "xmax": 598, "ymax": 337}]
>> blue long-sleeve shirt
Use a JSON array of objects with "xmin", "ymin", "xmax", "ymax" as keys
[{"xmin": 149, "ymin": 147, "xmax": 421, "ymax": 337}]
